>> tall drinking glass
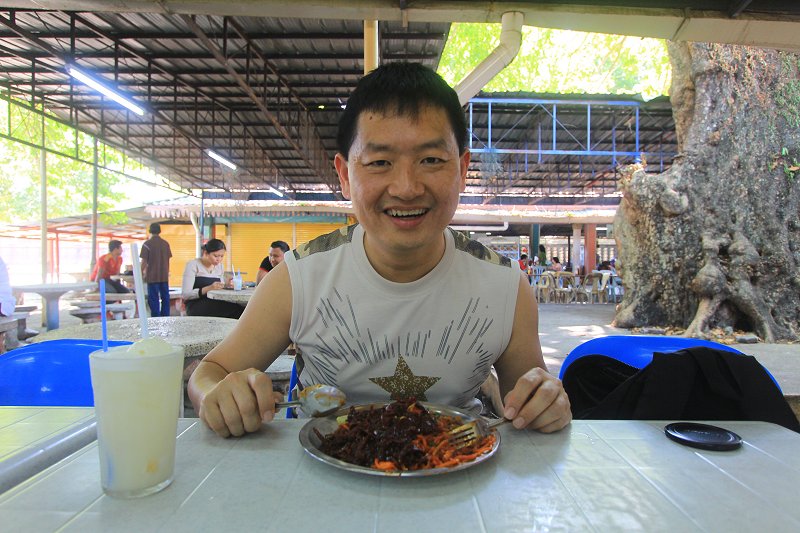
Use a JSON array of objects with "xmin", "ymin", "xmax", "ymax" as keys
[{"xmin": 89, "ymin": 339, "xmax": 184, "ymax": 498}]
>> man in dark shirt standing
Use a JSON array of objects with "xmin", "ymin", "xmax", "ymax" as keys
[{"xmin": 140, "ymin": 223, "xmax": 173, "ymax": 317}]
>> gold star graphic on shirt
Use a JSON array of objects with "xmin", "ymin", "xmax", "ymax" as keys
[{"xmin": 369, "ymin": 356, "xmax": 440, "ymax": 402}]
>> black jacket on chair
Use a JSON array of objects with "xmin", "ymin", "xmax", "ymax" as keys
[{"xmin": 563, "ymin": 346, "xmax": 800, "ymax": 433}]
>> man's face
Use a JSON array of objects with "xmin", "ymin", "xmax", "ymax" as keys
[
  {"xmin": 335, "ymin": 105, "xmax": 469, "ymax": 261},
  {"xmin": 269, "ymin": 247, "xmax": 285, "ymax": 267},
  {"xmin": 111, "ymin": 247, "xmax": 122, "ymax": 257}
]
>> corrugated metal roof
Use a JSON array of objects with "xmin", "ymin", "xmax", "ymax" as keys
[{"xmin": 3, "ymin": 2, "xmax": 796, "ymax": 211}]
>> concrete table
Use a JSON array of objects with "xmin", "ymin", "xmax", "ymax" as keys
[
  {"xmin": 29, "ymin": 316, "xmax": 237, "ymax": 359},
  {"xmin": 207, "ymin": 288, "xmax": 255, "ymax": 307},
  {"xmin": 12, "ymin": 282, "xmax": 96, "ymax": 331}
]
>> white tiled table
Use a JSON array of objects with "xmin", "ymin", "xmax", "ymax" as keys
[
  {"xmin": 1, "ymin": 418, "xmax": 798, "ymax": 531},
  {"xmin": 0, "ymin": 407, "xmax": 95, "ymax": 494}
]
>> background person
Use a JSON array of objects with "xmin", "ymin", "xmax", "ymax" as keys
[
  {"xmin": 140, "ymin": 223, "xmax": 172, "ymax": 317},
  {"xmin": 537, "ymin": 244, "xmax": 547, "ymax": 267},
  {"xmin": 189, "ymin": 62, "xmax": 570, "ymax": 438},
  {"xmin": 181, "ymin": 239, "xmax": 244, "ymax": 319},
  {"xmin": 256, "ymin": 240, "xmax": 290, "ymax": 285},
  {"xmin": 91, "ymin": 240, "xmax": 129, "ymax": 293},
  {"xmin": 0, "ymin": 256, "xmax": 14, "ymax": 318}
]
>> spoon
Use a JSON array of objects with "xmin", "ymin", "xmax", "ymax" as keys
[{"xmin": 275, "ymin": 384, "xmax": 346, "ymax": 417}]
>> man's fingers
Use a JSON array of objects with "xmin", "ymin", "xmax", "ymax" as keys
[
  {"xmin": 502, "ymin": 367, "xmax": 547, "ymax": 420},
  {"xmin": 199, "ymin": 401, "xmax": 231, "ymax": 438},
  {"xmin": 218, "ymin": 392, "xmax": 246, "ymax": 437},
  {"xmin": 248, "ymin": 371, "xmax": 277, "ymax": 423},
  {"xmin": 503, "ymin": 368, "xmax": 572, "ymax": 432}
]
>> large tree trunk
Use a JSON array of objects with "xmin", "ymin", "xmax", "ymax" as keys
[{"xmin": 614, "ymin": 43, "xmax": 800, "ymax": 342}]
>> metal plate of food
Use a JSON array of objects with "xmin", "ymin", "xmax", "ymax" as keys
[{"xmin": 298, "ymin": 401, "xmax": 501, "ymax": 477}]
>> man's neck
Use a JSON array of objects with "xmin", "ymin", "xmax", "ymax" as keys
[{"xmin": 362, "ymin": 230, "xmax": 447, "ymax": 283}]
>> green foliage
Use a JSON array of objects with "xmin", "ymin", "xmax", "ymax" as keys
[
  {"xmin": 775, "ymin": 53, "xmax": 800, "ymax": 129},
  {"xmin": 769, "ymin": 147, "xmax": 799, "ymax": 183},
  {"xmin": 0, "ymin": 94, "xmax": 137, "ymax": 224},
  {"xmin": 439, "ymin": 24, "xmax": 671, "ymax": 100}
]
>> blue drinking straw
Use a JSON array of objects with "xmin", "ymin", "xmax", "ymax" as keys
[{"xmin": 99, "ymin": 279, "xmax": 109, "ymax": 352}]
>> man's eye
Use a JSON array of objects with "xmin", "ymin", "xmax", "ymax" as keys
[
  {"xmin": 366, "ymin": 159, "xmax": 390, "ymax": 167},
  {"xmin": 421, "ymin": 157, "xmax": 445, "ymax": 164}
]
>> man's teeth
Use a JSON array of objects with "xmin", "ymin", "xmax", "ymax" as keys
[{"xmin": 387, "ymin": 208, "xmax": 427, "ymax": 217}]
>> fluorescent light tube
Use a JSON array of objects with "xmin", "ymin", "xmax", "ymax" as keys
[
  {"xmin": 268, "ymin": 185, "xmax": 284, "ymax": 198},
  {"xmin": 67, "ymin": 66, "xmax": 145, "ymax": 116},
  {"xmin": 206, "ymin": 150, "xmax": 237, "ymax": 171}
]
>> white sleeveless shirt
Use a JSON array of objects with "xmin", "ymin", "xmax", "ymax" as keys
[{"xmin": 285, "ymin": 224, "xmax": 521, "ymax": 412}]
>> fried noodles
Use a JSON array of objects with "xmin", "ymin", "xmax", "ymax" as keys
[{"xmin": 314, "ymin": 398, "xmax": 496, "ymax": 472}]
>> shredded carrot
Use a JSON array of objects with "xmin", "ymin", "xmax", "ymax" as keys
[
  {"xmin": 411, "ymin": 416, "xmax": 497, "ymax": 470},
  {"xmin": 373, "ymin": 459, "xmax": 398, "ymax": 471}
]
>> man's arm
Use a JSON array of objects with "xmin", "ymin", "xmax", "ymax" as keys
[
  {"xmin": 493, "ymin": 275, "xmax": 571, "ymax": 433},
  {"xmin": 256, "ymin": 268, "xmax": 268, "ymax": 285},
  {"xmin": 188, "ymin": 261, "xmax": 294, "ymax": 437}
]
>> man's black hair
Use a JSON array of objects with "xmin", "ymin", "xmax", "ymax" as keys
[
  {"xmin": 270, "ymin": 240, "xmax": 290, "ymax": 253},
  {"xmin": 336, "ymin": 62, "xmax": 467, "ymax": 159},
  {"xmin": 148, "ymin": 222, "xmax": 161, "ymax": 234},
  {"xmin": 108, "ymin": 239, "xmax": 123, "ymax": 252}
]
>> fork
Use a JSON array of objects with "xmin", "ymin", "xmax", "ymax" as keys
[{"xmin": 448, "ymin": 417, "xmax": 509, "ymax": 449}]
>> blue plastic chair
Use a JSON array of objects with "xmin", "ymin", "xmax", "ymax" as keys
[
  {"xmin": 558, "ymin": 335, "xmax": 780, "ymax": 391},
  {"xmin": 0, "ymin": 339, "xmax": 132, "ymax": 407},
  {"xmin": 285, "ymin": 361, "xmax": 298, "ymax": 419}
]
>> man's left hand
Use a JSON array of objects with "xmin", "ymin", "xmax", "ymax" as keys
[{"xmin": 502, "ymin": 367, "xmax": 572, "ymax": 433}]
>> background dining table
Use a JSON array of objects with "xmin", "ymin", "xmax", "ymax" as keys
[
  {"xmin": 11, "ymin": 282, "xmax": 97, "ymax": 330},
  {"xmin": 207, "ymin": 287, "xmax": 254, "ymax": 306},
  {"xmin": 0, "ymin": 417, "xmax": 798, "ymax": 532}
]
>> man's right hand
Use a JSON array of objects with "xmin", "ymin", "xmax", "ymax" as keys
[{"xmin": 197, "ymin": 368, "xmax": 282, "ymax": 438}]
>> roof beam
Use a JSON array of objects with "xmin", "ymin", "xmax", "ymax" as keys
[{"xmin": 2, "ymin": 1, "xmax": 799, "ymax": 50}]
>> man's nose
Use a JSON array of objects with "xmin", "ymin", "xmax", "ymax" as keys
[{"xmin": 388, "ymin": 164, "xmax": 424, "ymax": 199}]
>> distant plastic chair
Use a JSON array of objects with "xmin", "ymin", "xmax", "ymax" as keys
[
  {"xmin": 558, "ymin": 335, "xmax": 780, "ymax": 391},
  {"xmin": 0, "ymin": 339, "xmax": 132, "ymax": 406}
]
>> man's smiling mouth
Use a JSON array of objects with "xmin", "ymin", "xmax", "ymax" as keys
[{"xmin": 385, "ymin": 208, "xmax": 429, "ymax": 218}]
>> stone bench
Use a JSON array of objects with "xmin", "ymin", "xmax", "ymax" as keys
[
  {"xmin": 68, "ymin": 303, "xmax": 135, "ymax": 324},
  {"xmin": 0, "ymin": 316, "xmax": 19, "ymax": 354}
]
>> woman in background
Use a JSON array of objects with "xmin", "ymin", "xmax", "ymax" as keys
[{"xmin": 181, "ymin": 239, "xmax": 243, "ymax": 319}]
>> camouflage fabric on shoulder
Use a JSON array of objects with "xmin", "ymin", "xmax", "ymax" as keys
[
  {"xmin": 293, "ymin": 224, "xmax": 357, "ymax": 259},
  {"xmin": 449, "ymin": 228, "xmax": 512, "ymax": 267}
]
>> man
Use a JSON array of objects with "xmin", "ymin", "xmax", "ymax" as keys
[
  {"xmin": 91, "ymin": 240, "xmax": 129, "ymax": 293},
  {"xmin": 140, "ymin": 223, "xmax": 172, "ymax": 317},
  {"xmin": 518, "ymin": 253, "xmax": 528, "ymax": 272},
  {"xmin": 256, "ymin": 240, "xmax": 290, "ymax": 285},
  {"xmin": 189, "ymin": 62, "xmax": 571, "ymax": 438}
]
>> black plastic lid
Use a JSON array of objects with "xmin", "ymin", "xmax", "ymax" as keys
[{"xmin": 664, "ymin": 422, "xmax": 742, "ymax": 451}]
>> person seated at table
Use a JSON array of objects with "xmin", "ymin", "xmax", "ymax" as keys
[
  {"xmin": 256, "ymin": 240, "xmax": 289, "ymax": 285},
  {"xmin": 181, "ymin": 239, "xmax": 244, "ymax": 319},
  {"xmin": 90, "ymin": 240, "xmax": 130, "ymax": 294},
  {"xmin": 189, "ymin": 62, "xmax": 571, "ymax": 438},
  {"xmin": 0, "ymin": 255, "xmax": 14, "ymax": 318},
  {"xmin": 549, "ymin": 257, "xmax": 563, "ymax": 272}
]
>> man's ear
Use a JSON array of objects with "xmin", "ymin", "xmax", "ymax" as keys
[
  {"xmin": 459, "ymin": 149, "xmax": 470, "ymax": 192},
  {"xmin": 335, "ymin": 153, "xmax": 351, "ymax": 199}
]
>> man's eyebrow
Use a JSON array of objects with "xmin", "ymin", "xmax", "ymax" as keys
[{"xmin": 362, "ymin": 138, "xmax": 449, "ymax": 153}]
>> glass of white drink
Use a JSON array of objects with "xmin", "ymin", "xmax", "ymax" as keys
[{"xmin": 90, "ymin": 337, "xmax": 184, "ymax": 498}]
